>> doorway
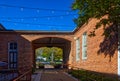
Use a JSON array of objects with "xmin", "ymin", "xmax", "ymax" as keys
[{"xmin": 35, "ymin": 47, "xmax": 63, "ymax": 69}]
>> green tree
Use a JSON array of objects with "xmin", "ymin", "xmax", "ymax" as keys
[
  {"xmin": 51, "ymin": 47, "xmax": 63, "ymax": 61},
  {"xmin": 36, "ymin": 47, "xmax": 63, "ymax": 62},
  {"xmin": 72, "ymin": 0, "xmax": 120, "ymax": 37},
  {"xmin": 36, "ymin": 48, "xmax": 42, "ymax": 57},
  {"xmin": 41, "ymin": 47, "xmax": 51, "ymax": 61},
  {"xmin": 36, "ymin": 47, "xmax": 51, "ymax": 61},
  {"xmin": 72, "ymin": 0, "xmax": 119, "ymax": 61}
]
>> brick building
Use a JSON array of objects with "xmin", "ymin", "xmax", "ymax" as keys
[{"xmin": 0, "ymin": 17, "xmax": 119, "ymax": 78}]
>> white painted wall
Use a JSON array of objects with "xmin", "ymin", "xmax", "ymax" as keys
[{"xmin": 118, "ymin": 44, "xmax": 120, "ymax": 79}]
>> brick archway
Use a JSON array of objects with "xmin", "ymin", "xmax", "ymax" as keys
[{"xmin": 32, "ymin": 37, "xmax": 71, "ymax": 68}]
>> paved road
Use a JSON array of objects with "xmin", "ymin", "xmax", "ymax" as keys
[{"xmin": 40, "ymin": 69, "xmax": 77, "ymax": 81}]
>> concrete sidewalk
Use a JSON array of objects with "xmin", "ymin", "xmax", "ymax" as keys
[
  {"xmin": 32, "ymin": 70, "xmax": 42, "ymax": 81},
  {"xmin": 40, "ymin": 69, "xmax": 77, "ymax": 81}
]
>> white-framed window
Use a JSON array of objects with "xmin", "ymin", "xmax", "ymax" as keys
[
  {"xmin": 82, "ymin": 32, "xmax": 87, "ymax": 60},
  {"xmin": 76, "ymin": 38, "xmax": 80, "ymax": 61},
  {"xmin": 8, "ymin": 42, "xmax": 18, "ymax": 69}
]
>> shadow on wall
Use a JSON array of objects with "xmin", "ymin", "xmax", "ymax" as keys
[
  {"xmin": 97, "ymin": 24, "xmax": 118, "ymax": 61},
  {"xmin": 63, "ymin": 42, "xmax": 71, "ymax": 68},
  {"xmin": 86, "ymin": 70, "xmax": 118, "ymax": 80}
]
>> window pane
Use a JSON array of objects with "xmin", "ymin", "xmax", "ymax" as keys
[
  {"xmin": 82, "ymin": 32, "xmax": 87, "ymax": 60},
  {"xmin": 8, "ymin": 42, "xmax": 18, "ymax": 69},
  {"xmin": 14, "ymin": 43, "xmax": 17, "ymax": 50},
  {"xmin": 10, "ymin": 43, "xmax": 13, "ymax": 50},
  {"xmin": 76, "ymin": 38, "xmax": 80, "ymax": 61},
  {"xmin": 10, "ymin": 52, "xmax": 13, "ymax": 62},
  {"xmin": 14, "ymin": 53, "xmax": 17, "ymax": 62}
]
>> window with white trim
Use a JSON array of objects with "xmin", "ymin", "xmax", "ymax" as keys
[
  {"xmin": 8, "ymin": 42, "xmax": 18, "ymax": 69},
  {"xmin": 76, "ymin": 38, "xmax": 80, "ymax": 61},
  {"xmin": 82, "ymin": 32, "xmax": 87, "ymax": 60}
]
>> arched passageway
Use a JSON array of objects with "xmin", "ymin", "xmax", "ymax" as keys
[{"xmin": 32, "ymin": 37, "xmax": 71, "ymax": 68}]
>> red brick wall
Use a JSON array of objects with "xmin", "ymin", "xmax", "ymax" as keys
[
  {"xmin": 0, "ymin": 33, "xmax": 33, "ymax": 73},
  {"xmin": 17, "ymin": 36, "xmax": 33, "ymax": 74},
  {"xmin": 0, "ymin": 32, "xmax": 74, "ymax": 74},
  {"xmin": 73, "ymin": 17, "xmax": 118, "ymax": 76},
  {"xmin": 0, "ymin": 20, "xmax": 118, "ymax": 77}
]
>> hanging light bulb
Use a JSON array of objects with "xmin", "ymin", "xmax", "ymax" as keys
[
  {"xmin": 60, "ymin": 16, "xmax": 63, "ymax": 19},
  {"xmin": 34, "ymin": 18, "xmax": 37, "ymax": 21},
  {"xmin": 47, "ymin": 17, "xmax": 50, "ymax": 20},
  {"xmin": 74, "ymin": 15, "xmax": 76, "ymax": 18},
  {"xmin": 21, "ymin": 18, "xmax": 24, "ymax": 21},
  {"xmin": 20, "ymin": 7, "xmax": 24, "ymax": 11},
  {"xmin": 52, "ymin": 11, "xmax": 54, "ymax": 14},
  {"xmin": 14, "ymin": 23, "xmax": 17, "ymax": 25},
  {"xmin": 27, "ymin": 24, "xmax": 29, "ymax": 27},
  {"xmin": 8, "ymin": 18, "xmax": 11, "ymax": 21},
  {"xmin": 37, "ymin": 9, "xmax": 40, "ymax": 13},
  {"xmin": 67, "ymin": 12, "xmax": 69, "ymax": 15},
  {"xmin": 0, "ymin": 6, "xmax": 6, "ymax": 9}
]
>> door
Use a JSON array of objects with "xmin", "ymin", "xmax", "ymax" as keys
[{"xmin": 8, "ymin": 42, "xmax": 18, "ymax": 69}]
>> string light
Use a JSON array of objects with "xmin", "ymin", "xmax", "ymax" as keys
[
  {"xmin": 20, "ymin": 7, "xmax": 24, "ymax": 11},
  {"xmin": 34, "ymin": 18, "xmax": 37, "ymax": 21},
  {"xmin": 60, "ymin": 16, "xmax": 63, "ymax": 19},
  {"xmin": 1, "ymin": 20, "xmax": 75, "ymax": 27},
  {"xmin": 0, "ymin": 14, "xmax": 77, "ymax": 19},
  {"xmin": 37, "ymin": 9, "xmax": 40, "ymax": 13},
  {"xmin": 21, "ymin": 19, "xmax": 24, "ymax": 21},
  {"xmin": 67, "ymin": 12, "xmax": 69, "ymax": 15},
  {"xmin": 74, "ymin": 15, "xmax": 77, "ymax": 18},
  {"xmin": 0, "ymin": 4, "xmax": 77, "ymax": 31},
  {"xmin": 47, "ymin": 17, "xmax": 50, "ymax": 20},
  {"xmin": 0, "ymin": 4, "xmax": 73, "ymax": 12},
  {"xmin": 52, "ymin": 11, "xmax": 55, "ymax": 14},
  {"xmin": 7, "ymin": 18, "xmax": 11, "ymax": 21},
  {"xmin": 14, "ymin": 23, "xmax": 17, "ymax": 25},
  {"xmin": 26, "ymin": 24, "xmax": 29, "ymax": 27}
]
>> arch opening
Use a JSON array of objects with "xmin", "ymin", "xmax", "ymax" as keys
[
  {"xmin": 35, "ymin": 47, "xmax": 63, "ymax": 69},
  {"xmin": 32, "ymin": 37, "xmax": 71, "ymax": 69}
]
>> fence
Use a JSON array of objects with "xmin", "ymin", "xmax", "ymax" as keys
[{"xmin": 13, "ymin": 70, "xmax": 32, "ymax": 81}]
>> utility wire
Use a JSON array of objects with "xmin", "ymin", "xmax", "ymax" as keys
[
  {"xmin": 1, "ymin": 20, "xmax": 75, "ymax": 27},
  {"xmin": 0, "ymin": 4, "xmax": 74, "ymax": 12},
  {"xmin": 0, "ymin": 14, "xmax": 77, "ymax": 19}
]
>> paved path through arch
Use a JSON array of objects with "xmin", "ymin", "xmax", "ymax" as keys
[{"xmin": 40, "ymin": 69, "xmax": 77, "ymax": 81}]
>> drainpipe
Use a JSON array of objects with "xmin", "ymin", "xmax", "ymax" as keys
[
  {"xmin": 118, "ymin": 43, "xmax": 120, "ymax": 80},
  {"xmin": 118, "ymin": 24, "xmax": 120, "ymax": 80}
]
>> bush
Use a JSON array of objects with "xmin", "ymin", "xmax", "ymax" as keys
[
  {"xmin": 38, "ymin": 63, "xmax": 44, "ymax": 69},
  {"xmin": 54, "ymin": 64, "xmax": 62, "ymax": 69},
  {"xmin": 32, "ymin": 67, "xmax": 36, "ymax": 73},
  {"xmin": 68, "ymin": 69, "xmax": 118, "ymax": 81}
]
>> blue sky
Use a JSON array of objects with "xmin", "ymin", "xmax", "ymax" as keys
[{"xmin": 0, "ymin": 0, "xmax": 78, "ymax": 31}]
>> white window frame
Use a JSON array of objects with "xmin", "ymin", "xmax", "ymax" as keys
[
  {"xmin": 76, "ymin": 38, "xmax": 80, "ymax": 61},
  {"xmin": 82, "ymin": 32, "xmax": 87, "ymax": 60}
]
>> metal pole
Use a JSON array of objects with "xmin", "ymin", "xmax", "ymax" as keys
[
  {"xmin": 51, "ymin": 52, "xmax": 54, "ymax": 62},
  {"xmin": 51, "ymin": 48, "xmax": 54, "ymax": 63}
]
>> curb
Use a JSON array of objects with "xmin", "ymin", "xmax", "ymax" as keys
[{"xmin": 63, "ymin": 72, "xmax": 79, "ymax": 81}]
